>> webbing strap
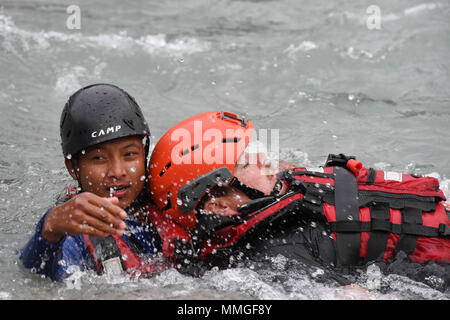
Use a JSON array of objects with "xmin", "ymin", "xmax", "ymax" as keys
[
  {"xmin": 88, "ymin": 235, "xmax": 126, "ymax": 274},
  {"xmin": 364, "ymin": 203, "xmax": 390, "ymax": 262},
  {"xmin": 329, "ymin": 220, "xmax": 449, "ymax": 237},
  {"xmin": 334, "ymin": 166, "xmax": 361, "ymax": 266},
  {"xmin": 394, "ymin": 207, "xmax": 422, "ymax": 256}
]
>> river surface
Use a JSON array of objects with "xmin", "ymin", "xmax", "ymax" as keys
[{"xmin": 0, "ymin": 0, "xmax": 449, "ymax": 300}]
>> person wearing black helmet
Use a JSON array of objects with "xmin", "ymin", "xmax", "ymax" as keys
[{"xmin": 20, "ymin": 84, "xmax": 164, "ymax": 281}]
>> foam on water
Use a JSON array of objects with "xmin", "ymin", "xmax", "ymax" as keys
[
  {"xmin": 0, "ymin": 13, "xmax": 209, "ymax": 56},
  {"xmin": 24, "ymin": 251, "xmax": 446, "ymax": 300},
  {"xmin": 327, "ymin": 2, "xmax": 447, "ymax": 24}
]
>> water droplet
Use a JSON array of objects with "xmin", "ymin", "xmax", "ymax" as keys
[{"xmin": 130, "ymin": 167, "xmax": 136, "ymax": 172}]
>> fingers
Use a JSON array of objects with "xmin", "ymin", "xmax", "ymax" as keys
[
  {"xmin": 77, "ymin": 201, "xmax": 126, "ymax": 236},
  {"xmin": 65, "ymin": 193, "xmax": 128, "ymax": 238},
  {"xmin": 87, "ymin": 196, "xmax": 127, "ymax": 220},
  {"xmin": 42, "ymin": 192, "xmax": 131, "ymax": 242},
  {"xmin": 75, "ymin": 221, "xmax": 110, "ymax": 238}
]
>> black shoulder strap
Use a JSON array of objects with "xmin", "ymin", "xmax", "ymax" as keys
[
  {"xmin": 363, "ymin": 203, "xmax": 390, "ymax": 262},
  {"xmin": 333, "ymin": 166, "xmax": 361, "ymax": 266},
  {"xmin": 88, "ymin": 235, "xmax": 126, "ymax": 275},
  {"xmin": 393, "ymin": 207, "xmax": 422, "ymax": 257}
]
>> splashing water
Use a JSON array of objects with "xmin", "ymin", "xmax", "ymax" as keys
[{"xmin": 1, "ymin": 0, "xmax": 449, "ymax": 300}]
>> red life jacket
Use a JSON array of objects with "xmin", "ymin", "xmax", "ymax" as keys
[
  {"xmin": 84, "ymin": 204, "xmax": 181, "ymax": 277},
  {"xmin": 146, "ymin": 206, "xmax": 192, "ymax": 261},
  {"xmin": 83, "ymin": 234, "xmax": 157, "ymax": 277},
  {"xmin": 56, "ymin": 187, "xmax": 179, "ymax": 277},
  {"xmin": 190, "ymin": 155, "xmax": 450, "ymax": 266},
  {"xmin": 197, "ymin": 192, "xmax": 304, "ymax": 260},
  {"xmin": 288, "ymin": 162, "xmax": 450, "ymax": 265}
]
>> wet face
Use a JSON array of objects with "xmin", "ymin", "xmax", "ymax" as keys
[
  {"xmin": 203, "ymin": 187, "xmax": 251, "ymax": 217},
  {"xmin": 233, "ymin": 152, "xmax": 278, "ymax": 195},
  {"xmin": 66, "ymin": 136, "xmax": 146, "ymax": 209}
]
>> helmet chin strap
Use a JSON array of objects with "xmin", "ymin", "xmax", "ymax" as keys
[
  {"xmin": 270, "ymin": 179, "xmax": 283, "ymax": 197},
  {"xmin": 229, "ymin": 174, "xmax": 284, "ymax": 199},
  {"xmin": 123, "ymin": 138, "xmax": 152, "ymax": 217},
  {"xmin": 69, "ymin": 156, "xmax": 84, "ymax": 193},
  {"xmin": 229, "ymin": 177, "xmax": 265, "ymax": 200},
  {"xmin": 193, "ymin": 176, "xmax": 281, "ymax": 239}
]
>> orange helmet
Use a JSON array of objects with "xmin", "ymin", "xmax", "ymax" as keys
[{"xmin": 149, "ymin": 111, "xmax": 254, "ymax": 230}]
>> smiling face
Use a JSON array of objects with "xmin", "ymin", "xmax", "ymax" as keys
[{"xmin": 65, "ymin": 136, "xmax": 146, "ymax": 209}]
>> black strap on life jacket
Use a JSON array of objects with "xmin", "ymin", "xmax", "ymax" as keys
[
  {"xmin": 394, "ymin": 207, "xmax": 422, "ymax": 257},
  {"xmin": 88, "ymin": 235, "xmax": 126, "ymax": 274},
  {"xmin": 363, "ymin": 203, "xmax": 390, "ymax": 262},
  {"xmin": 87, "ymin": 234, "xmax": 146, "ymax": 275},
  {"xmin": 333, "ymin": 166, "xmax": 361, "ymax": 266}
]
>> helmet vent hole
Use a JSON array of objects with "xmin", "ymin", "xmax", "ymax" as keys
[
  {"xmin": 181, "ymin": 144, "xmax": 199, "ymax": 156},
  {"xmin": 159, "ymin": 162, "xmax": 172, "ymax": 176},
  {"xmin": 191, "ymin": 144, "xmax": 199, "ymax": 151},
  {"xmin": 222, "ymin": 138, "xmax": 241, "ymax": 143},
  {"xmin": 123, "ymin": 119, "xmax": 135, "ymax": 130}
]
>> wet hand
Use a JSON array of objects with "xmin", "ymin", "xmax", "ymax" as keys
[{"xmin": 42, "ymin": 192, "xmax": 127, "ymax": 243}]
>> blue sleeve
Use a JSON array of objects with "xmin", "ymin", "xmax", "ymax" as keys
[{"xmin": 19, "ymin": 209, "xmax": 95, "ymax": 282}]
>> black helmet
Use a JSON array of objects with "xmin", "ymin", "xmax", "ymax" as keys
[{"xmin": 60, "ymin": 83, "xmax": 150, "ymax": 157}]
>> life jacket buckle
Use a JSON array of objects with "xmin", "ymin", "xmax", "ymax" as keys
[{"xmin": 438, "ymin": 223, "xmax": 450, "ymax": 237}]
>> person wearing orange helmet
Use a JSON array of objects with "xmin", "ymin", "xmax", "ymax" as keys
[
  {"xmin": 148, "ymin": 111, "xmax": 450, "ymax": 290},
  {"xmin": 149, "ymin": 111, "xmax": 293, "ymax": 229}
]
